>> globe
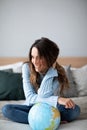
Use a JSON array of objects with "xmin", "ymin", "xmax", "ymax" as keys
[{"xmin": 28, "ymin": 103, "xmax": 61, "ymax": 130}]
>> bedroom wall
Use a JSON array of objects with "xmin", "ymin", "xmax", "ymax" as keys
[{"xmin": 0, "ymin": 0, "xmax": 87, "ymax": 57}]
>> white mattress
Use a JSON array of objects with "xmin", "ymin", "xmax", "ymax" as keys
[{"xmin": 0, "ymin": 97, "xmax": 87, "ymax": 130}]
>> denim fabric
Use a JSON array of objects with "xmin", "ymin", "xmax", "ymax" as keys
[
  {"xmin": 2, "ymin": 103, "xmax": 80, "ymax": 124},
  {"xmin": 57, "ymin": 103, "xmax": 80, "ymax": 122},
  {"xmin": 2, "ymin": 104, "xmax": 32, "ymax": 124}
]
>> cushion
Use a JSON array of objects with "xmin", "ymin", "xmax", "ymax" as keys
[
  {"xmin": 0, "ymin": 62, "xmax": 23, "ymax": 73},
  {"xmin": 2, "ymin": 68, "xmax": 13, "ymax": 73},
  {"xmin": 71, "ymin": 96, "xmax": 87, "ymax": 119},
  {"xmin": 54, "ymin": 65, "xmax": 78, "ymax": 97},
  {"xmin": 0, "ymin": 70, "xmax": 25, "ymax": 100},
  {"xmin": 71, "ymin": 65, "xmax": 87, "ymax": 96},
  {"xmin": 62, "ymin": 65, "xmax": 78, "ymax": 97}
]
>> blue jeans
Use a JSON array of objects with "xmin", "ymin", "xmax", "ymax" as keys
[
  {"xmin": 2, "ymin": 103, "xmax": 80, "ymax": 124},
  {"xmin": 57, "ymin": 103, "xmax": 80, "ymax": 122}
]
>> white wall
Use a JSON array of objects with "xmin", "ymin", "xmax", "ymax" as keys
[{"xmin": 0, "ymin": 0, "xmax": 87, "ymax": 57}]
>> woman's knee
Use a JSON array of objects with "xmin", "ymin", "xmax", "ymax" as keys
[
  {"xmin": 2, "ymin": 104, "xmax": 12, "ymax": 117},
  {"xmin": 75, "ymin": 105, "xmax": 81, "ymax": 118},
  {"xmin": 68, "ymin": 105, "xmax": 81, "ymax": 121},
  {"xmin": 60, "ymin": 104, "xmax": 81, "ymax": 122}
]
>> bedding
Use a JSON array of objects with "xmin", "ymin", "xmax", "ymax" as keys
[
  {"xmin": 0, "ymin": 57, "xmax": 87, "ymax": 130},
  {"xmin": 0, "ymin": 62, "xmax": 23, "ymax": 73},
  {"xmin": 0, "ymin": 97, "xmax": 87, "ymax": 130}
]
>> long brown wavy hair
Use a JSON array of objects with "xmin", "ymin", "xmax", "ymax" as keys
[{"xmin": 28, "ymin": 37, "xmax": 69, "ymax": 94}]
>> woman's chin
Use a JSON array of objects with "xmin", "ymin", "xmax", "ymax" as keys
[
  {"xmin": 35, "ymin": 68, "xmax": 40, "ymax": 72},
  {"xmin": 35, "ymin": 68, "xmax": 43, "ymax": 73}
]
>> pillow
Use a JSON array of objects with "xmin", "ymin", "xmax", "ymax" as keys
[
  {"xmin": 0, "ymin": 70, "xmax": 25, "ymax": 100},
  {"xmin": 61, "ymin": 65, "xmax": 78, "ymax": 97},
  {"xmin": 71, "ymin": 65, "xmax": 87, "ymax": 96},
  {"xmin": 2, "ymin": 68, "xmax": 13, "ymax": 73},
  {"xmin": 54, "ymin": 65, "xmax": 78, "ymax": 97},
  {"xmin": 0, "ymin": 62, "xmax": 23, "ymax": 73}
]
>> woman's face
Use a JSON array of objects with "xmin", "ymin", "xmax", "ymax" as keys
[{"xmin": 31, "ymin": 47, "xmax": 48, "ymax": 74}]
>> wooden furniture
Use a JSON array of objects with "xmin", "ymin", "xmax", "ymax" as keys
[{"xmin": 0, "ymin": 57, "xmax": 87, "ymax": 67}]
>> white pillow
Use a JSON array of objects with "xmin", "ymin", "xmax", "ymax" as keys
[
  {"xmin": 0, "ymin": 62, "xmax": 23, "ymax": 73},
  {"xmin": 71, "ymin": 65, "xmax": 87, "ymax": 96}
]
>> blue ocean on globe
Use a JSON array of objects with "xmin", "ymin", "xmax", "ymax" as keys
[{"xmin": 28, "ymin": 103, "xmax": 61, "ymax": 130}]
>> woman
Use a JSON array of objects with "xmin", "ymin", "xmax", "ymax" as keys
[{"xmin": 2, "ymin": 37, "xmax": 80, "ymax": 124}]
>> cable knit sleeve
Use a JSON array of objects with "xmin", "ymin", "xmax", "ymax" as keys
[
  {"xmin": 38, "ymin": 68, "xmax": 59, "ymax": 97},
  {"xmin": 22, "ymin": 63, "xmax": 59, "ymax": 108}
]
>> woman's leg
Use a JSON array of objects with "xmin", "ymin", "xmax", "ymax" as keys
[
  {"xmin": 2, "ymin": 104, "xmax": 32, "ymax": 124},
  {"xmin": 57, "ymin": 103, "xmax": 80, "ymax": 122}
]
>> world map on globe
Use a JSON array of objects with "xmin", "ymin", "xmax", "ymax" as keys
[{"xmin": 28, "ymin": 103, "xmax": 61, "ymax": 130}]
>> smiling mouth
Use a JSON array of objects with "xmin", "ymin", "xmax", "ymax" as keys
[{"xmin": 34, "ymin": 66, "xmax": 40, "ymax": 69}]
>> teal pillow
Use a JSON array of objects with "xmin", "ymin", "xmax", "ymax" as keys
[
  {"xmin": 1, "ymin": 68, "xmax": 13, "ymax": 73},
  {"xmin": 0, "ymin": 70, "xmax": 25, "ymax": 100}
]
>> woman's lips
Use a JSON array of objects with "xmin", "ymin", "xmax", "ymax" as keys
[{"xmin": 35, "ymin": 66, "xmax": 40, "ymax": 69}]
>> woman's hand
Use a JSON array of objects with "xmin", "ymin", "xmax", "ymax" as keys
[{"xmin": 58, "ymin": 97, "xmax": 75, "ymax": 109}]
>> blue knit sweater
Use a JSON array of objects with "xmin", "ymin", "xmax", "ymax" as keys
[{"xmin": 22, "ymin": 63, "xmax": 59, "ymax": 108}]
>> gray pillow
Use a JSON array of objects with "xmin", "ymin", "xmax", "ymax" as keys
[
  {"xmin": 62, "ymin": 65, "xmax": 78, "ymax": 97},
  {"xmin": 71, "ymin": 65, "xmax": 87, "ymax": 96},
  {"xmin": 54, "ymin": 65, "xmax": 78, "ymax": 97}
]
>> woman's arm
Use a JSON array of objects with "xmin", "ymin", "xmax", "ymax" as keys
[
  {"xmin": 22, "ymin": 63, "xmax": 75, "ymax": 109},
  {"xmin": 38, "ymin": 67, "xmax": 59, "ymax": 97},
  {"xmin": 22, "ymin": 63, "xmax": 58, "ymax": 107},
  {"xmin": 58, "ymin": 97, "xmax": 75, "ymax": 109}
]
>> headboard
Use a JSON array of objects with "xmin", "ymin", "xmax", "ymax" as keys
[{"xmin": 0, "ymin": 57, "xmax": 87, "ymax": 68}]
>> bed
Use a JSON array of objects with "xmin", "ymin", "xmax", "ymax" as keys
[{"xmin": 0, "ymin": 57, "xmax": 87, "ymax": 130}]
